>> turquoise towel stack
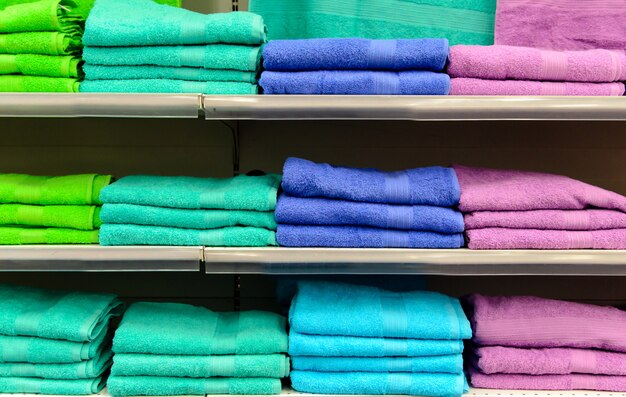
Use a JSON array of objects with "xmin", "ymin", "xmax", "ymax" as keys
[
  {"xmin": 108, "ymin": 302, "xmax": 289, "ymax": 396},
  {"xmin": 80, "ymin": 0, "xmax": 266, "ymax": 94},
  {"xmin": 289, "ymin": 281, "xmax": 472, "ymax": 396},
  {"xmin": 98, "ymin": 174, "xmax": 280, "ymax": 246},
  {"xmin": 0, "ymin": 284, "xmax": 124, "ymax": 395}
]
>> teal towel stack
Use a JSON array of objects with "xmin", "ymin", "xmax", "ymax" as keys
[
  {"xmin": 80, "ymin": 0, "xmax": 266, "ymax": 94},
  {"xmin": 0, "ymin": 284, "xmax": 124, "ymax": 395},
  {"xmin": 288, "ymin": 281, "xmax": 472, "ymax": 396},
  {"xmin": 108, "ymin": 302, "xmax": 289, "ymax": 396},
  {"xmin": 98, "ymin": 174, "xmax": 280, "ymax": 246}
]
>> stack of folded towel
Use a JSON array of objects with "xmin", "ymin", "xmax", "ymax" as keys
[
  {"xmin": 467, "ymin": 294, "xmax": 626, "ymax": 392},
  {"xmin": 0, "ymin": 284, "xmax": 124, "ymax": 395},
  {"xmin": 448, "ymin": 45, "xmax": 626, "ymax": 96},
  {"xmin": 454, "ymin": 165, "xmax": 626, "ymax": 249},
  {"xmin": 0, "ymin": 0, "xmax": 84, "ymax": 92},
  {"xmin": 276, "ymin": 157, "xmax": 464, "ymax": 248},
  {"xmin": 289, "ymin": 281, "xmax": 471, "ymax": 396},
  {"xmin": 260, "ymin": 38, "xmax": 450, "ymax": 95},
  {"xmin": 80, "ymin": 0, "xmax": 266, "ymax": 94},
  {"xmin": 108, "ymin": 301, "xmax": 289, "ymax": 396},
  {"xmin": 98, "ymin": 174, "xmax": 280, "ymax": 246},
  {"xmin": 0, "ymin": 173, "xmax": 111, "ymax": 244}
]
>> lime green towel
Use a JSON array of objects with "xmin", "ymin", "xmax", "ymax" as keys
[
  {"xmin": 0, "ymin": 376, "xmax": 106, "ymax": 395},
  {"xmin": 0, "ymin": 330, "xmax": 109, "ymax": 363},
  {"xmin": 108, "ymin": 376, "xmax": 281, "ymax": 396},
  {"xmin": 0, "ymin": 0, "xmax": 84, "ymax": 34},
  {"xmin": 0, "ymin": 75, "xmax": 79, "ymax": 92},
  {"xmin": 0, "ymin": 204, "xmax": 100, "ymax": 230},
  {"xmin": 0, "ymin": 174, "xmax": 111, "ymax": 205},
  {"xmin": 0, "ymin": 226, "xmax": 98, "ymax": 244},
  {"xmin": 0, "ymin": 32, "xmax": 82, "ymax": 55},
  {"xmin": 0, "ymin": 349, "xmax": 112, "ymax": 379},
  {"xmin": 0, "ymin": 54, "xmax": 81, "ymax": 77}
]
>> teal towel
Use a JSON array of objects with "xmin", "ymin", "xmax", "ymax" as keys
[
  {"xmin": 0, "ymin": 284, "xmax": 124, "ymax": 342},
  {"xmin": 113, "ymin": 302, "xmax": 288, "ymax": 355},
  {"xmin": 0, "ymin": 349, "xmax": 112, "ymax": 379},
  {"xmin": 292, "ymin": 355, "xmax": 463, "ymax": 373},
  {"xmin": 83, "ymin": 65, "xmax": 257, "ymax": 83},
  {"xmin": 111, "ymin": 353, "xmax": 289, "ymax": 378},
  {"xmin": 0, "ymin": 376, "xmax": 105, "ymax": 395},
  {"xmin": 108, "ymin": 376, "xmax": 281, "ymax": 396},
  {"xmin": 82, "ymin": 45, "xmax": 262, "ymax": 71},
  {"xmin": 100, "ymin": 204, "xmax": 276, "ymax": 230},
  {"xmin": 80, "ymin": 79, "xmax": 257, "ymax": 95},
  {"xmin": 83, "ymin": 0, "xmax": 266, "ymax": 46}
]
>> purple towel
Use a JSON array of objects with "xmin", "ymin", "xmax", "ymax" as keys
[
  {"xmin": 468, "ymin": 294, "xmax": 626, "ymax": 352},
  {"xmin": 495, "ymin": 0, "xmax": 626, "ymax": 50},
  {"xmin": 450, "ymin": 78, "xmax": 625, "ymax": 96},
  {"xmin": 466, "ymin": 228, "xmax": 626, "ymax": 250},
  {"xmin": 464, "ymin": 210, "xmax": 626, "ymax": 231},
  {"xmin": 448, "ymin": 45, "xmax": 626, "ymax": 82}
]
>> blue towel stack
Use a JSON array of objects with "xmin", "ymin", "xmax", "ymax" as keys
[
  {"xmin": 276, "ymin": 157, "xmax": 464, "ymax": 248},
  {"xmin": 289, "ymin": 281, "xmax": 471, "ymax": 396},
  {"xmin": 80, "ymin": 0, "xmax": 266, "ymax": 94},
  {"xmin": 260, "ymin": 38, "xmax": 451, "ymax": 95}
]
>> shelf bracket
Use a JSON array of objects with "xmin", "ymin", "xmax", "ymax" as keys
[{"xmin": 232, "ymin": 0, "xmax": 238, "ymax": 11}]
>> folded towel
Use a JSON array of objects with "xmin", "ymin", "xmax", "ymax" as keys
[
  {"xmin": 0, "ymin": 376, "xmax": 106, "ymax": 395},
  {"xmin": 49, "ymin": 0, "xmax": 182, "ymax": 19},
  {"xmin": 0, "ymin": 75, "xmax": 79, "ymax": 92},
  {"xmin": 108, "ymin": 376, "xmax": 281, "ymax": 396},
  {"xmin": 263, "ymin": 38, "xmax": 449, "ymax": 72},
  {"xmin": 291, "ymin": 282, "xmax": 471, "ymax": 339},
  {"xmin": 0, "ymin": 284, "xmax": 123, "ymax": 342},
  {"xmin": 0, "ymin": 226, "xmax": 99, "ymax": 244},
  {"xmin": 283, "ymin": 158, "xmax": 460, "ymax": 207},
  {"xmin": 83, "ymin": 0, "xmax": 266, "ymax": 46},
  {"xmin": 468, "ymin": 294, "xmax": 626, "ymax": 352},
  {"xmin": 464, "ymin": 210, "xmax": 626, "ymax": 231},
  {"xmin": 0, "ymin": 0, "xmax": 84, "ymax": 34},
  {"xmin": 113, "ymin": 302, "xmax": 288, "ymax": 355},
  {"xmin": 448, "ymin": 45, "xmax": 626, "ymax": 83},
  {"xmin": 0, "ymin": 54, "xmax": 81, "ymax": 77},
  {"xmin": 0, "ymin": 32, "xmax": 81, "ymax": 55},
  {"xmin": 454, "ymin": 165, "xmax": 626, "ymax": 213},
  {"xmin": 260, "ymin": 70, "xmax": 450, "ymax": 95},
  {"xmin": 450, "ymin": 78, "xmax": 625, "ymax": 96},
  {"xmin": 83, "ymin": 65, "xmax": 257, "ymax": 83},
  {"xmin": 111, "ymin": 354, "xmax": 289, "ymax": 378},
  {"xmin": 277, "ymin": 224, "xmax": 463, "ymax": 248},
  {"xmin": 0, "ymin": 349, "xmax": 112, "ymax": 379},
  {"xmin": 291, "ymin": 370, "xmax": 468, "ymax": 396},
  {"xmin": 0, "ymin": 174, "xmax": 110, "ymax": 205},
  {"xmin": 466, "ymin": 228, "xmax": 626, "ymax": 250},
  {"xmin": 292, "ymin": 355, "xmax": 463, "ymax": 374},
  {"xmin": 101, "ymin": 204, "xmax": 276, "ymax": 230},
  {"xmin": 0, "ymin": 330, "xmax": 109, "ymax": 363},
  {"xmin": 100, "ymin": 174, "xmax": 280, "ymax": 211},
  {"xmin": 276, "ymin": 195, "xmax": 464, "ymax": 233},
  {"xmin": 0, "ymin": 204, "xmax": 100, "ymax": 230},
  {"xmin": 80, "ymin": 79, "xmax": 257, "ymax": 95},
  {"xmin": 289, "ymin": 331, "xmax": 465, "ymax": 357}
]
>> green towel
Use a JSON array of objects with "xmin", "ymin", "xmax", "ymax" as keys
[
  {"xmin": 0, "ymin": 376, "xmax": 106, "ymax": 395},
  {"xmin": 0, "ymin": 174, "xmax": 111, "ymax": 205},
  {"xmin": 0, "ymin": 330, "xmax": 109, "ymax": 363},
  {"xmin": 0, "ymin": 204, "xmax": 100, "ymax": 230},
  {"xmin": 0, "ymin": 284, "xmax": 124, "ymax": 342},
  {"xmin": 108, "ymin": 376, "xmax": 281, "ymax": 396},
  {"xmin": 0, "ymin": 0, "xmax": 84, "ymax": 34},
  {"xmin": 0, "ymin": 54, "xmax": 81, "ymax": 77},
  {"xmin": 0, "ymin": 349, "xmax": 112, "ymax": 379},
  {"xmin": 0, "ymin": 75, "xmax": 79, "ymax": 92},
  {"xmin": 113, "ymin": 302, "xmax": 288, "ymax": 355},
  {"xmin": 0, "ymin": 226, "xmax": 98, "ymax": 244},
  {"xmin": 83, "ymin": 65, "xmax": 257, "ymax": 83},
  {"xmin": 0, "ymin": 32, "xmax": 82, "ymax": 55}
]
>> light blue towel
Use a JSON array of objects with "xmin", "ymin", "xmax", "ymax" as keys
[
  {"xmin": 0, "ymin": 376, "xmax": 106, "ymax": 395},
  {"xmin": 290, "ymin": 281, "xmax": 472, "ymax": 339},
  {"xmin": 83, "ymin": 65, "xmax": 258, "ymax": 83},
  {"xmin": 80, "ymin": 79, "xmax": 257, "ymax": 95},
  {"xmin": 108, "ymin": 376, "xmax": 281, "ymax": 396},
  {"xmin": 0, "ymin": 330, "xmax": 109, "ymax": 363},
  {"xmin": 260, "ymin": 70, "xmax": 450, "ymax": 95},
  {"xmin": 0, "ymin": 350, "xmax": 112, "ymax": 379},
  {"xmin": 291, "ymin": 355, "xmax": 463, "ymax": 373}
]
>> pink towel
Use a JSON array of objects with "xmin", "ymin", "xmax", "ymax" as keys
[
  {"xmin": 448, "ymin": 45, "xmax": 626, "ymax": 83},
  {"xmin": 474, "ymin": 346, "xmax": 626, "ymax": 376},
  {"xmin": 450, "ymin": 78, "xmax": 625, "ymax": 96},
  {"xmin": 464, "ymin": 210, "xmax": 626, "ymax": 231},
  {"xmin": 466, "ymin": 228, "xmax": 626, "ymax": 249},
  {"xmin": 468, "ymin": 294, "xmax": 626, "ymax": 352},
  {"xmin": 453, "ymin": 165, "xmax": 626, "ymax": 213}
]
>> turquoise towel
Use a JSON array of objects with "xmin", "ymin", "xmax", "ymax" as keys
[
  {"xmin": 99, "ymin": 224, "xmax": 276, "ymax": 246},
  {"xmin": 99, "ymin": 174, "xmax": 281, "ymax": 211},
  {"xmin": 290, "ymin": 281, "xmax": 471, "ymax": 339},
  {"xmin": 80, "ymin": 79, "xmax": 258, "ymax": 95},
  {"xmin": 0, "ymin": 330, "xmax": 109, "ymax": 363},
  {"xmin": 108, "ymin": 376, "xmax": 281, "ymax": 396},
  {"xmin": 101, "ymin": 204, "xmax": 276, "ymax": 230},
  {"xmin": 83, "ymin": 0, "xmax": 266, "ymax": 46},
  {"xmin": 0, "ymin": 376, "xmax": 106, "ymax": 395},
  {"xmin": 82, "ymin": 45, "xmax": 262, "ymax": 71},
  {"xmin": 83, "ymin": 65, "xmax": 257, "ymax": 83},
  {"xmin": 291, "ymin": 355, "xmax": 463, "ymax": 373},
  {"xmin": 111, "ymin": 353, "xmax": 289, "ymax": 378},
  {"xmin": 113, "ymin": 302, "xmax": 288, "ymax": 355},
  {"xmin": 0, "ymin": 349, "xmax": 112, "ymax": 379},
  {"xmin": 0, "ymin": 284, "xmax": 124, "ymax": 342}
]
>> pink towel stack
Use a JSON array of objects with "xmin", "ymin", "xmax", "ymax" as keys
[
  {"xmin": 453, "ymin": 165, "xmax": 626, "ymax": 249},
  {"xmin": 467, "ymin": 294, "xmax": 626, "ymax": 392}
]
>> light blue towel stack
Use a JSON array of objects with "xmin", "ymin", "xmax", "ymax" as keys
[
  {"xmin": 0, "ymin": 284, "xmax": 124, "ymax": 395},
  {"xmin": 276, "ymin": 157, "xmax": 464, "ymax": 248},
  {"xmin": 289, "ymin": 281, "xmax": 472, "ymax": 396},
  {"xmin": 80, "ymin": 0, "xmax": 266, "ymax": 94}
]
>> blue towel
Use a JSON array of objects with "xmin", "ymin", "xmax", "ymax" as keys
[
  {"xmin": 291, "ymin": 355, "xmax": 463, "ymax": 374},
  {"xmin": 80, "ymin": 79, "xmax": 257, "ymax": 95},
  {"xmin": 275, "ymin": 194, "xmax": 464, "ymax": 233},
  {"xmin": 282, "ymin": 158, "xmax": 460, "ymax": 206},
  {"xmin": 263, "ymin": 38, "xmax": 449, "ymax": 71},
  {"xmin": 276, "ymin": 225, "xmax": 463, "ymax": 248},
  {"xmin": 260, "ymin": 70, "xmax": 450, "ymax": 95},
  {"xmin": 290, "ymin": 281, "xmax": 472, "ymax": 339},
  {"xmin": 83, "ymin": 65, "xmax": 258, "ymax": 83},
  {"xmin": 290, "ymin": 371, "xmax": 468, "ymax": 396}
]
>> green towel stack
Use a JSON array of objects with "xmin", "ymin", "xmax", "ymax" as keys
[
  {"xmin": 0, "ymin": 284, "xmax": 124, "ymax": 395},
  {"xmin": 0, "ymin": 173, "xmax": 111, "ymax": 244},
  {"xmin": 108, "ymin": 302, "xmax": 288, "ymax": 396}
]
